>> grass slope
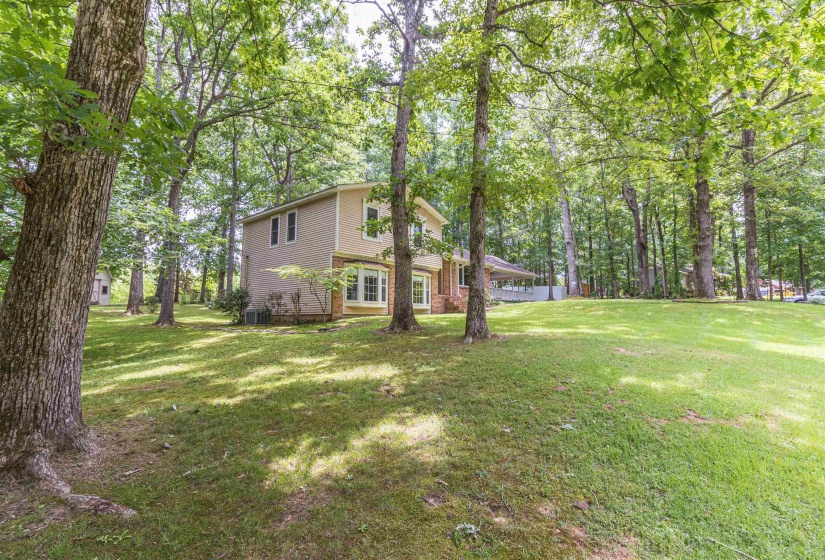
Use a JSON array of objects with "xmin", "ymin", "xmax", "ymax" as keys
[{"xmin": 2, "ymin": 300, "xmax": 824, "ymax": 559}]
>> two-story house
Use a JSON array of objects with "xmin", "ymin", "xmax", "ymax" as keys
[{"xmin": 239, "ymin": 182, "xmax": 535, "ymax": 321}]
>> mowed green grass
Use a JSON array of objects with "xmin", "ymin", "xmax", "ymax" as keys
[{"xmin": 2, "ymin": 300, "xmax": 824, "ymax": 559}]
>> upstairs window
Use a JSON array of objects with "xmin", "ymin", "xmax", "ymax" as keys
[
  {"xmin": 270, "ymin": 216, "xmax": 280, "ymax": 246},
  {"xmin": 286, "ymin": 211, "xmax": 297, "ymax": 243},
  {"xmin": 411, "ymin": 222, "xmax": 424, "ymax": 248},
  {"xmin": 363, "ymin": 201, "xmax": 380, "ymax": 241}
]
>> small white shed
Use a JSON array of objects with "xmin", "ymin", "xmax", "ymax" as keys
[{"xmin": 91, "ymin": 270, "xmax": 112, "ymax": 306}]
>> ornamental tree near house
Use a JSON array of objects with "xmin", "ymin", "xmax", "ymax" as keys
[
  {"xmin": 272, "ymin": 266, "xmax": 352, "ymax": 323},
  {"xmin": 0, "ymin": 0, "xmax": 148, "ymax": 488}
]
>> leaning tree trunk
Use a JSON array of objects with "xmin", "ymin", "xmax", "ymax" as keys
[
  {"xmin": 742, "ymin": 129, "xmax": 762, "ymax": 300},
  {"xmin": 694, "ymin": 172, "xmax": 716, "ymax": 299},
  {"xmin": 0, "ymin": 0, "xmax": 147, "ymax": 480},
  {"xmin": 464, "ymin": 0, "xmax": 498, "ymax": 343},
  {"xmin": 621, "ymin": 182, "xmax": 650, "ymax": 297},
  {"xmin": 386, "ymin": 0, "xmax": 425, "ymax": 333},
  {"xmin": 731, "ymin": 207, "xmax": 744, "ymax": 300}
]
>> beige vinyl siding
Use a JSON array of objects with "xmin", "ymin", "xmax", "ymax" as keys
[
  {"xmin": 336, "ymin": 187, "xmax": 443, "ymax": 269},
  {"xmin": 241, "ymin": 193, "xmax": 337, "ymax": 314}
]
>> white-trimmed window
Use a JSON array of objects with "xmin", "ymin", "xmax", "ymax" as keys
[
  {"xmin": 345, "ymin": 266, "xmax": 388, "ymax": 305},
  {"xmin": 286, "ymin": 210, "xmax": 297, "ymax": 243},
  {"xmin": 413, "ymin": 274, "xmax": 431, "ymax": 306},
  {"xmin": 458, "ymin": 265, "xmax": 469, "ymax": 287},
  {"xmin": 363, "ymin": 200, "xmax": 381, "ymax": 241},
  {"xmin": 270, "ymin": 215, "xmax": 280, "ymax": 247}
]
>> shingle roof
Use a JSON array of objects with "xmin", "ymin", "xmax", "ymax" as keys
[{"xmin": 452, "ymin": 248, "xmax": 536, "ymax": 278}]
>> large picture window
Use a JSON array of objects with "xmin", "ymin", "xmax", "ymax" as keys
[
  {"xmin": 345, "ymin": 267, "xmax": 388, "ymax": 305},
  {"xmin": 270, "ymin": 216, "xmax": 280, "ymax": 246},
  {"xmin": 286, "ymin": 210, "xmax": 297, "ymax": 243},
  {"xmin": 412, "ymin": 274, "xmax": 430, "ymax": 306},
  {"xmin": 458, "ymin": 265, "xmax": 469, "ymax": 287}
]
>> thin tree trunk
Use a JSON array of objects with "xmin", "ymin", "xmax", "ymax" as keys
[
  {"xmin": 778, "ymin": 261, "xmax": 783, "ymax": 299},
  {"xmin": 0, "ymin": 0, "xmax": 147, "ymax": 481},
  {"xmin": 125, "ymin": 230, "xmax": 146, "ymax": 315},
  {"xmin": 386, "ymin": 0, "xmax": 426, "ymax": 333},
  {"xmin": 766, "ymin": 209, "xmax": 773, "ymax": 301},
  {"xmin": 694, "ymin": 172, "xmax": 716, "ymax": 298},
  {"xmin": 545, "ymin": 203, "xmax": 555, "ymax": 300},
  {"xmin": 649, "ymin": 211, "xmax": 657, "ymax": 295},
  {"xmin": 655, "ymin": 207, "xmax": 669, "ymax": 298},
  {"xmin": 621, "ymin": 182, "xmax": 650, "ymax": 297},
  {"xmin": 731, "ymin": 207, "xmax": 744, "ymax": 300},
  {"xmin": 559, "ymin": 188, "xmax": 581, "ymax": 297},
  {"xmin": 672, "ymin": 192, "xmax": 679, "ymax": 295},
  {"xmin": 227, "ymin": 118, "xmax": 239, "ymax": 293},
  {"xmin": 217, "ymin": 222, "xmax": 227, "ymax": 299},
  {"xmin": 799, "ymin": 243, "xmax": 807, "ymax": 301},
  {"xmin": 174, "ymin": 262, "xmax": 181, "ymax": 303},
  {"xmin": 742, "ymin": 129, "xmax": 762, "ymax": 300},
  {"xmin": 464, "ymin": 0, "xmax": 498, "ymax": 342},
  {"xmin": 199, "ymin": 263, "xmax": 208, "ymax": 303},
  {"xmin": 587, "ymin": 214, "xmax": 595, "ymax": 294},
  {"xmin": 602, "ymin": 194, "xmax": 618, "ymax": 298}
]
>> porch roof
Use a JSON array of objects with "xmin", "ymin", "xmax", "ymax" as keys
[{"xmin": 452, "ymin": 248, "xmax": 537, "ymax": 280}]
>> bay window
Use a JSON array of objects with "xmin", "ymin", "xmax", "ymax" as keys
[{"xmin": 345, "ymin": 267, "xmax": 388, "ymax": 305}]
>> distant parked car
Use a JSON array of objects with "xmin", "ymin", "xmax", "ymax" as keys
[{"xmin": 784, "ymin": 289, "xmax": 825, "ymax": 303}]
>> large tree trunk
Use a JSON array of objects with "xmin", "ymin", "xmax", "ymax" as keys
[
  {"xmin": 731, "ymin": 207, "xmax": 744, "ymax": 300},
  {"xmin": 621, "ymin": 182, "xmax": 650, "ymax": 297},
  {"xmin": 386, "ymin": 0, "xmax": 426, "ymax": 333},
  {"xmin": 694, "ymin": 172, "xmax": 716, "ymax": 298},
  {"xmin": 559, "ymin": 187, "xmax": 581, "ymax": 296},
  {"xmin": 654, "ymin": 207, "xmax": 669, "ymax": 298},
  {"xmin": 0, "ymin": 0, "xmax": 147, "ymax": 480},
  {"xmin": 464, "ymin": 0, "xmax": 498, "ymax": 342},
  {"xmin": 602, "ymin": 194, "xmax": 618, "ymax": 298},
  {"xmin": 741, "ymin": 129, "xmax": 762, "ymax": 300},
  {"xmin": 227, "ymin": 118, "xmax": 239, "ymax": 293}
]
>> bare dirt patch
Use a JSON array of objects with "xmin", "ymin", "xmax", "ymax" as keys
[
  {"xmin": 272, "ymin": 487, "xmax": 335, "ymax": 532},
  {"xmin": 422, "ymin": 492, "xmax": 444, "ymax": 507},
  {"xmin": 537, "ymin": 502, "xmax": 557, "ymax": 519},
  {"xmin": 592, "ymin": 536, "xmax": 640, "ymax": 559},
  {"xmin": 647, "ymin": 410, "xmax": 743, "ymax": 432}
]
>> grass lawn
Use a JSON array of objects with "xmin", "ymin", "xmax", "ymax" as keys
[{"xmin": 2, "ymin": 300, "xmax": 824, "ymax": 559}]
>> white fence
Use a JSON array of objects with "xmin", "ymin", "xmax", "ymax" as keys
[{"xmin": 490, "ymin": 285, "xmax": 566, "ymax": 302}]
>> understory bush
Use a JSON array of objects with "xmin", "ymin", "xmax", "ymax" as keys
[
  {"xmin": 145, "ymin": 295, "xmax": 160, "ymax": 313},
  {"xmin": 212, "ymin": 287, "xmax": 249, "ymax": 324}
]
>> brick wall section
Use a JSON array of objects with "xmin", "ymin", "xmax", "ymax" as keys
[
  {"xmin": 387, "ymin": 264, "xmax": 396, "ymax": 312},
  {"xmin": 458, "ymin": 269, "xmax": 491, "ymax": 300},
  {"xmin": 442, "ymin": 258, "xmax": 454, "ymax": 296}
]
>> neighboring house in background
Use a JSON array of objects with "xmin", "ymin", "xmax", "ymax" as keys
[
  {"xmin": 91, "ymin": 270, "xmax": 112, "ymax": 306},
  {"xmin": 239, "ymin": 182, "xmax": 536, "ymax": 322}
]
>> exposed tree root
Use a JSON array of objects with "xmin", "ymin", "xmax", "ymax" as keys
[
  {"xmin": 2, "ymin": 445, "xmax": 136, "ymax": 519},
  {"xmin": 154, "ymin": 319, "xmax": 176, "ymax": 327},
  {"xmin": 376, "ymin": 323, "xmax": 425, "ymax": 335}
]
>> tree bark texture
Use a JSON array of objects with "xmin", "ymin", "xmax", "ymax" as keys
[
  {"xmin": 0, "ymin": 0, "xmax": 148, "ymax": 468},
  {"xmin": 622, "ymin": 182, "xmax": 650, "ymax": 297},
  {"xmin": 694, "ymin": 172, "xmax": 716, "ymax": 298},
  {"xmin": 464, "ymin": 0, "xmax": 498, "ymax": 342},
  {"xmin": 559, "ymin": 187, "xmax": 581, "ymax": 297},
  {"xmin": 387, "ymin": 0, "xmax": 425, "ymax": 333},
  {"xmin": 741, "ymin": 129, "xmax": 762, "ymax": 300}
]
